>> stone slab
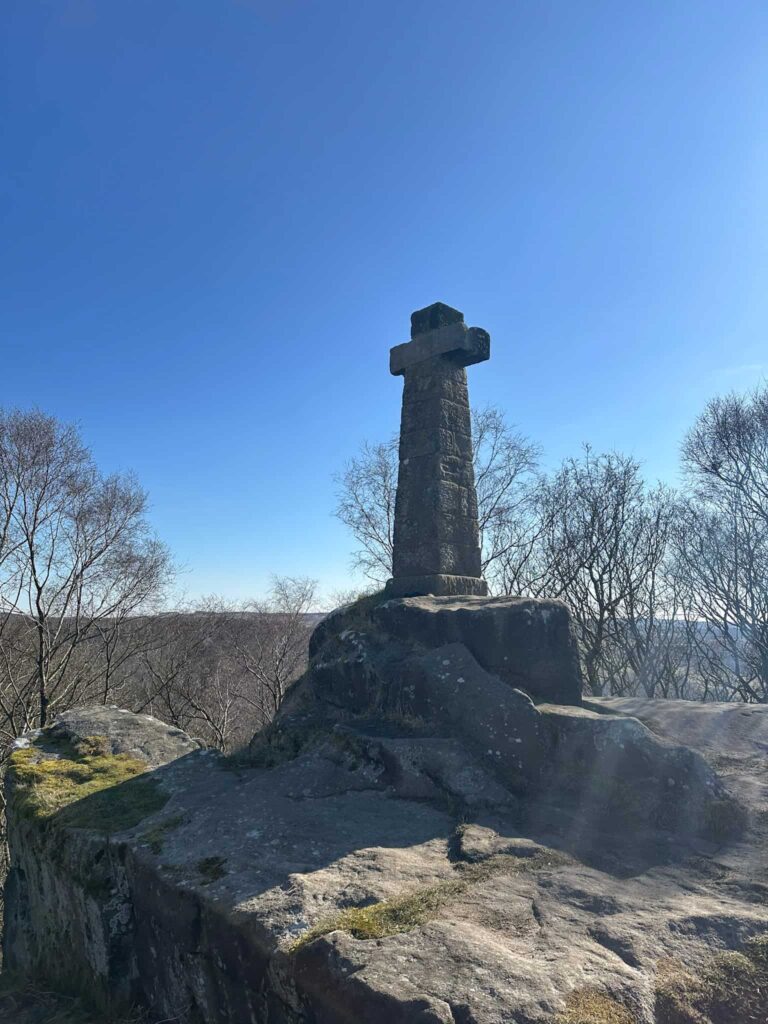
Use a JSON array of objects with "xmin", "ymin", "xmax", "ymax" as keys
[
  {"xmin": 390, "ymin": 323, "xmax": 490, "ymax": 375},
  {"xmin": 373, "ymin": 594, "xmax": 583, "ymax": 705},
  {"xmin": 384, "ymin": 574, "xmax": 489, "ymax": 597},
  {"xmin": 410, "ymin": 301, "xmax": 464, "ymax": 336}
]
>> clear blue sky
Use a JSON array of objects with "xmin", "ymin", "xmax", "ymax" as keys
[{"xmin": 2, "ymin": 1, "xmax": 766, "ymax": 602}]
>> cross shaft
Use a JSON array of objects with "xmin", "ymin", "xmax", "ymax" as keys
[{"xmin": 385, "ymin": 302, "xmax": 490, "ymax": 598}]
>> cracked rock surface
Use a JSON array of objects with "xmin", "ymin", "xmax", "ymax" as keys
[{"xmin": 3, "ymin": 597, "xmax": 765, "ymax": 1023}]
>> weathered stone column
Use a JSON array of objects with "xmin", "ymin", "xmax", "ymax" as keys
[{"xmin": 385, "ymin": 302, "xmax": 490, "ymax": 598}]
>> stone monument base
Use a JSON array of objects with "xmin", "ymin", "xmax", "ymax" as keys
[{"xmin": 384, "ymin": 573, "xmax": 488, "ymax": 598}]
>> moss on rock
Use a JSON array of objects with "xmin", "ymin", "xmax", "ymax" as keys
[
  {"xmin": 655, "ymin": 933, "xmax": 768, "ymax": 1024},
  {"xmin": 8, "ymin": 732, "xmax": 168, "ymax": 833},
  {"xmin": 291, "ymin": 877, "xmax": 465, "ymax": 949},
  {"xmin": 555, "ymin": 988, "xmax": 637, "ymax": 1024},
  {"xmin": 291, "ymin": 848, "xmax": 569, "ymax": 951},
  {"xmin": 197, "ymin": 856, "xmax": 227, "ymax": 884}
]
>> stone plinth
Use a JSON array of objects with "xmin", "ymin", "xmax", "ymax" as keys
[{"xmin": 372, "ymin": 595, "xmax": 584, "ymax": 706}]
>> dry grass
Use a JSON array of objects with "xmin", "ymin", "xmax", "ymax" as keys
[
  {"xmin": 290, "ymin": 848, "xmax": 569, "ymax": 951},
  {"xmin": 702, "ymin": 797, "xmax": 749, "ymax": 840},
  {"xmin": 555, "ymin": 987, "xmax": 637, "ymax": 1024},
  {"xmin": 291, "ymin": 877, "xmax": 465, "ymax": 949},
  {"xmin": 655, "ymin": 934, "xmax": 768, "ymax": 1024},
  {"xmin": 197, "ymin": 855, "xmax": 227, "ymax": 884},
  {"xmin": 8, "ymin": 734, "xmax": 167, "ymax": 833}
]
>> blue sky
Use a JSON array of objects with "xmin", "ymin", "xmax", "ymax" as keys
[{"xmin": 2, "ymin": 1, "xmax": 766, "ymax": 602}]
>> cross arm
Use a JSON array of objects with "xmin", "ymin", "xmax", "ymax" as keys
[{"xmin": 390, "ymin": 323, "xmax": 490, "ymax": 376}]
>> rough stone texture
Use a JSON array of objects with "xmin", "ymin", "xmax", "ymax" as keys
[
  {"xmin": 587, "ymin": 696, "xmax": 768, "ymax": 843},
  {"xmin": 386, "ymin": 302, "xmax": 489, "ymax": 598},
  {"xmin": 46, "ymin": 704, "xmax": 202, "ymax": 766},
  {"xmin": 286, "ymin": 597, "xmax": 737, "ymax": 841},
  {"xmin": 389, "ymin": 322, "xmax": 491, "ymax": 376},
  {"xmin": 372, "ymin": 594, "xmax": 583, "ymax": 705},
  {"xmin": 586, "ymin": 695, "xmax": 768, "ymax": 761},
  {"xmin": 1, "ymin": 612, "xmax": 758, "ymax": 1023},
  {"xmin": 3, "ymin": 699, "xmax": 766, "ymax": 1024},
  {"xmin": 400, "ymin": 642, "xmax": 548, "ymax": 794},
  {"xmin": 537, "ymin": 703, "xmax": 737, "ymax": 839},
  {"xmin": 2, "ymin": 709, "xmax": 202, "ymax": 1008},
  {"xmin": 410, "ymin": 300, "xmax": 464, "ymax": 336},
  {"xmin": 383, "ymin": 573, "xmax": 489, "ymax": 598}
]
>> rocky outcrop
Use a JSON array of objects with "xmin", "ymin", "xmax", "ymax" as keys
[
  {"xmin": 293, "ymin": 595, "xmax": 737, "ymax": 838},
  {"xmin": 3, "ymin": 598, "xmax": 762, "ymax": 1024},
  {"xmin": 3, "ymin": 707, "xmax": 202, "ymax": 1008},
  {"xmin": 309, "ymin": 594, "xmax": 582, "ymax": 706}
]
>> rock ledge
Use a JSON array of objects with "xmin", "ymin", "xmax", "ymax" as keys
[{"xmin": 2, "ymin": 599, "xmax": 761, "ymax": 1024}]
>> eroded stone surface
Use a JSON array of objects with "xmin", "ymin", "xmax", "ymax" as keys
[
  {"xmin": 49, "ymin": 704, "xmax": 203, "ymax": 766},
  {"xmin": 288, "ymin": 596, "xmax": 737, "ymax": 841},
  {"xmin": 1, "ymin": 610, "xmax": 758, "ymax": 1023},
  {"xmin": 372, "ymin": 594, "xmax": 583, "ymax": 705},
  {"xmin": 3, "ymin": 703, "xmax": 767, "ymax": 1023}
]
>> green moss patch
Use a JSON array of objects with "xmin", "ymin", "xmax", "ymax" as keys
[
  {"xmin": 197, "ymin": 856, "xmax": 227, "ymax": 884},
  {"xmin": 291, "ymin": 849, "xmax": 568, "ymax": 951},
  {"xmin": 555, "ymin": 988, "xmax": 637, "ymax": 1024},
  {"xmin": 656, "ymin": 934, "xmax": 768, "ymax": 1024},
  {"xmin": 9, "ymin": 733, "xmax": 168, "ymax": 833},
  {"xmin": 293, "ymin": 878, "xmax": 464, "ymax": 949}
]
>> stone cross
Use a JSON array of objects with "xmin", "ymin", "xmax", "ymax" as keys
[{"xmin": 385, "ymin": 302, "xmax": 490, "ymax": 598}]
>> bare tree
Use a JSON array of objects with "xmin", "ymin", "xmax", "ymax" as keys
[
  {"xmin": 672, "ymin": 385, "xmax": 768, "ymax": 702},
  {"xmin": 472, "ymin": 407, "xmax": 541, "ymax": 590},
  {"xmin": 674, "ymin": 497, "xmax": 768, "ymax": 701},
  {"xmin": 528, "ymin": 449, "xmax": 677, "ymax": 696},
  {"xmin": 683, "ymin": 385, "xmax": 768, "ymax": 522},
  {"xmin": 334, "ymin": 407, "xmax": 540, "ymax": 589},
  {"xmin": 333, "ymin": 384, "xmax": 768, "ymax": 703},
  {"xmin": 130, "ymin": 607, "xmax": 241, "ymax": 748},
  {"xmin": 127, "ymin": 579, "xmax": 318, "ymax": 751},
  {"xmin": 334, "ymin": 439, "xmax": 398, "ymax": 584},
  {"xmin": 0, "ymin": 410, "xmax": 174, "ymax": 733},
  {"xmin": 227, "ymin": 576, "xmax": 317, "ymax": 730}
]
